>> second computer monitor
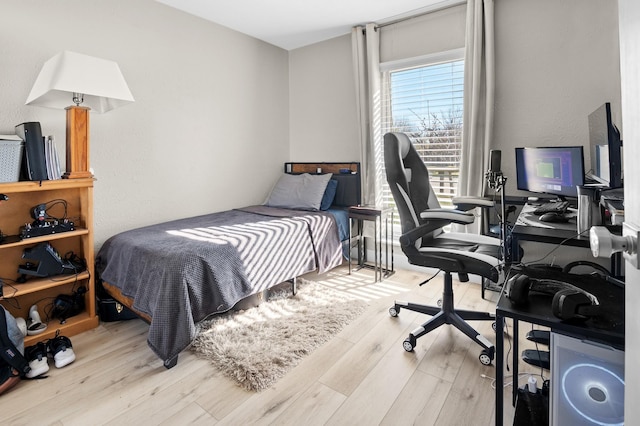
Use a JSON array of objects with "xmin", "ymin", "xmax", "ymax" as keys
[{"xmin": 515, "ymin": 146, "xmax": 585, "ymax": 199}]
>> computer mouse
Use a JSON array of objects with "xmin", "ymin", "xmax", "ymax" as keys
[{"xmin": 539, "ymin": 212, "xmax": 570, "ymax": 223}]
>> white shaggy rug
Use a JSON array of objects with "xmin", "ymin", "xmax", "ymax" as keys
[{"xmin": 191, "ymin": 278, "xmax": 367, "ymax": 391}]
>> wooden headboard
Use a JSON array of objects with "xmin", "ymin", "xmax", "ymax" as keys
[{"xmin": 284, "ymin": 162, "xmax": 361, "ymax": 208}]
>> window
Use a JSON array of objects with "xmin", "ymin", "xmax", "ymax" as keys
[{"xmin": 380, "ymin": 50, "xmax": 464, "ymax": 215}]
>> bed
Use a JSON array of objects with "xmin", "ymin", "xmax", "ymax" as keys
[{"xmin": 95, "ymin": 162, "xmax": 360, "ymax": 368}]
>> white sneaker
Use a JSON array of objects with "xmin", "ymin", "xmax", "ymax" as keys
[
  {"xmin": 25, "ymin": 342, "xmax": 49, "ymax": 378},
  {"xmin": 48, "ymin": 335, "xmax": 76, "ymax": 368}
]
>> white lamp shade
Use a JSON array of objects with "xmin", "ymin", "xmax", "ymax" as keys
[{"xmin": 26, "ymin": 51, "xmax": 134, "ymax": 113}]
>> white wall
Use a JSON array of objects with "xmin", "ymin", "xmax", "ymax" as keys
[
  {"xmin": 288, "ymin": 35, "xmax": 359, "ymax": 161},
  {"xmin": 618, "ymin": 0, "xmax": 640, "ymax": 422},
  {"xmin": 0, "ymin": 0, "xmax": 289, "ymax": 247},
  {"xmin": 494, "ymin": 0, "xmax": 621, "ymax": 195}
]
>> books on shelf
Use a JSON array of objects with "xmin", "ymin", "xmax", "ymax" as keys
[{"xmin": 45, "ymin": 136, "xmax": 62, "ymax": 180}]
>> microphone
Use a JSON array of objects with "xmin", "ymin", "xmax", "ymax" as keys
[
  {"xmin": 489, "ymin": 150, "xmax": 501, "ymax": 174},
  {"xmin": 486, "ymin": 150, "xmax": 502, "ymax": 188}
]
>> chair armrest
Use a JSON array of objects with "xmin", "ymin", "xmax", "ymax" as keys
[
  {"xmin": 399, "ymin": 222, "xmax": 440, "ymax": 247},
  {"xmin": 452, "ymin": 196, "xmax": 495, "ymax": 212},
  {"xmin": 419, "ymin": 209, "xmax": 475, "ymax": 225},
  {"xmin": 400, "ymin": 210, "xmax": 473, "ymax": 247}
]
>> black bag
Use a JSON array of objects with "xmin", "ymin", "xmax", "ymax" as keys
[
  {"xmin": 0, "ymin": 306, "xmax": 30, "ymax": 395},
  {"xmin": 96, "ymin": 279, "xmax": 137, "ymax": 322},
  {"xmin": 97, "ymin": 296, "xmax": 138, "ymax": 322}
]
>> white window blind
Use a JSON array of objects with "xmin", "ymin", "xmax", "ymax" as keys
[{"xmin": 380, "ymin": 55, "xmax": 464, "ymax": 215}]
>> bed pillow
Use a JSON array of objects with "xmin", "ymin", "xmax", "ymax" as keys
[
  {"xmin": 265, "ymin": 173, "xmax": 333, "ymax": 211},
  {"xmin": 320, "ymin": 179, "xmax": 338, "ymax": 210}
]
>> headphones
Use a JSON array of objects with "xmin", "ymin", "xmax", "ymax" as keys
[{"xmin": 505, "ymin": 273, "xmax": 600, "ymax": 321}]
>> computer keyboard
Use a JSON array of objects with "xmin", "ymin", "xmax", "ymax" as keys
[{"xmin": 532, "ymin": 200, "xmax": 570, "ymax": 215}]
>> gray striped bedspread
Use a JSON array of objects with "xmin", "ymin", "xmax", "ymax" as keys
[{"xmin": 95, "ymin": 205, "xmax": 342, "ymax": 367}]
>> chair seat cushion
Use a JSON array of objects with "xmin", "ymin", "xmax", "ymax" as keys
[
  {"xmin": 415, "ymin": 232, "xmax": 502, "ymax": 278},
  {"xmin": 430, "ymin": 233, "xmax": 500, "ymax": 259}
]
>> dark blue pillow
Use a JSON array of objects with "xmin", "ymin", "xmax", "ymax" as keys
[{"xmin": 320, "ymin": 179, "xmax": 338, "ymax": 210}]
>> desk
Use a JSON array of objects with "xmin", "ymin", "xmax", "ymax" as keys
[
  {"xmin": 494, "ymin": 266, "xmax": 624, "ymax": 425},
  {"xmin": 510, "ymin": 204, "xmax": 623, "ymax": 276},
  {"xmin": 511, "ymin": 204, "xmax": 587, "ymax": 262},
  {"xmin": 348, "ymin": 206, "xmax": 394, "ymax": 281}
]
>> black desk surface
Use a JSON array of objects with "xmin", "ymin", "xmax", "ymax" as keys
[
  {"xmin": 497, "ymin": 266, "xmax": 625, "ymax": 349},
  {"xmin": 510, "ymin": 204, "xmax": 623, "ymax": 263}
]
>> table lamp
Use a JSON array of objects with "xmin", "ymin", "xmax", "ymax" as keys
[{"xmin": 25, "ymin": 51, "xmax": 134, "ymax": 179}]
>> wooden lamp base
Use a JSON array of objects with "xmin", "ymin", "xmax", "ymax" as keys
[{"xmin": 63, "ymin": 105, "xmax": 93, "ymax": 179}]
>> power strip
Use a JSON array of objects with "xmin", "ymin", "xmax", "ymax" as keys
[{"xmin": 20, "ymin": 220, "xmax": 75, "ymax": 239}]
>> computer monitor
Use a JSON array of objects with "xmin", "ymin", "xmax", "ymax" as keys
[
  {"xmin": 515, "ymin": 146, "xmax": 585, "ymax": 199},
  {"xmin": 587, "ymin": 102, "xmax": 622, "ymax": 188}
]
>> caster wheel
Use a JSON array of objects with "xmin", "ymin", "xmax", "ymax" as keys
[
  {"xmin": 492, "ymin": 322, "xmax": 497, "ymax": 332},
  {"xmin": 437, "ymin": 299, "xmax": 442, "ymax": 307},
  {"xmin": 479, "ymin": 350, "xmax": 493, "ymax": 366},
  {"xmin": 389, "ymin": 307, "xmax": 399, "ymax": 317},
  {"xmin": 403, "ymin": 337, "xmax": 416, "ymax": 352}
]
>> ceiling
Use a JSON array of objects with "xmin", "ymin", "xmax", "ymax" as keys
[{"xmin": 155, "ymin": 0, "xmax": 462, "ymax": 51}]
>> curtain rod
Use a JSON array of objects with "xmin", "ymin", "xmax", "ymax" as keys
[{"xmin": 374, "ymin": 0, "xmax": 466, "ymax": 30}]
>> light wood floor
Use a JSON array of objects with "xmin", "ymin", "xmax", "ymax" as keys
[{"xmin": 3, "ymin": 265, "xmax": 544, "ymax": 425}]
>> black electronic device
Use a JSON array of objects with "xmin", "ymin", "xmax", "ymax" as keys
[
  {"xmin": 52, "ymin": 286, "xmax": 86, "ymax": 322},
  {"xmin": 19, "ymin": 199, "xmax": 75, "ymax": 239},
  {"xmin": 532, "ymin": 200, "xmax": 570, "ymax": 215},
  {"xmin": 486, "ymin": 149, "xmax": 502, "ymax": 189},
  {"xmin": 526, "ymin": 329, "xmax": 550, "ymax": 346},
  {"xmin": 15, "ymin": 122, "xmax": 47, "ymax": 181},
  {"xmin": 587, "ymin": 102, "xmax": 622, "ymax": 188},
  {"xmin": 515, "ymin": 146, "xmax": 585, "ymax": 199},
  {"xmin": 505, "ymin": 273, "xmax": 600, "ymax": 322},
  {"xmin": 552, "ymin": 289, "xmax": 602, "ymax": 321},
  {"xmin": 18, "ymin": 242, "xmax": 84, "ymax": 278},
  {"xmin": 489, "ymin": 149, "xmax": 501, "ymax": 173},
  {"xmin": 538, "ymin": 212, "xmax": 570, "ymax": 223},
  {"xmin": 522, "ymin": 349, "xmax": 550, "ymax": 369},
  {"xmin": 20, "ymin": 219, "xmax": 75, "ymax": 239}
]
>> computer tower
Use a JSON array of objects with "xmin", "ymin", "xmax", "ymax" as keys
[{"xmin": 550, "ymin": 332, "xmax": 624, "ymax": 425}]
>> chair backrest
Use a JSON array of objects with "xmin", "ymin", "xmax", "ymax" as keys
[{"xmin": 383, "ymin": 132, "xmax": 442, "ymax": 236}]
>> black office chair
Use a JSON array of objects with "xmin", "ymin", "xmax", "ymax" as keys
[{"xmin": 384, "ymin": 132, "xmax": 504, "ymax": 365}]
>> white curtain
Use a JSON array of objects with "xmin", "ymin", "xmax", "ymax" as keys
[
  {"xmin": 459, "ymin": 0, "xmax": 495, "ymax": 198},
  {"xmin": 352, "ymin": 23, "xmax": 382, "ymax": 208}
]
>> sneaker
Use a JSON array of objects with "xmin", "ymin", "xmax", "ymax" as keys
[
  {"xmin": 47, "ymin": 335, "xmax": 76, "ymax": 368},
  {"xmin": 25, "ymin": 342, "xmax": 49, "ymax": 378}
]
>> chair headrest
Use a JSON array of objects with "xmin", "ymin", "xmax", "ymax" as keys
[{"xmin": 395, "ymin": 133, "xmax": 412, "ymax": 159}]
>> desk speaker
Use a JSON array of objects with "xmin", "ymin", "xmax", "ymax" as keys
[{"xmin": 550, "ymin": 332, "xmax": 624, "ymax": 425}]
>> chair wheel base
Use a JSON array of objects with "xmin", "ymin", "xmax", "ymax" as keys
[
  {"xmin": 479, "ymin": 348, "xmax": 495, "ymax": 366},
  {"xmin": 403, "ymin": 336, "xmax": 416, "ymax": 352}
]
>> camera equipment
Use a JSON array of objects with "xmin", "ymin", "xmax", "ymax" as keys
[
  {"xmin": 52, "ymin": 287, "xmax": 86, "ymax": 322},
  {"xmin": 19, "ymin": 199, "xmax": 75, "ymax": 239},
  {"xmin": 18, "ymin": 243, "xmax": 86, "ymax": 278}
]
